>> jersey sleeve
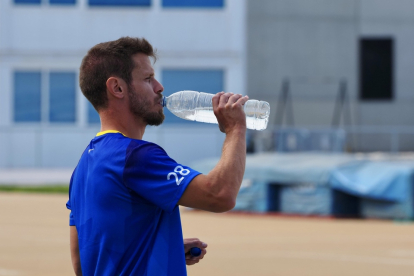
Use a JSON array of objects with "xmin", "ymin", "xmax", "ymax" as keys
[
  {"xmin": 66, "ymin": 171, "xmax": 76, "ymax": 226},
  {"xmin": 69, "ymin": 211, "xmax": 75, "ymax": 226},
  {"xmin": 66, "ymin": 198, "xmax": 76, "ymax": 226},
  {"xmin": 123, "ymin": 141, "xmax": 201, "ymax": 213}
]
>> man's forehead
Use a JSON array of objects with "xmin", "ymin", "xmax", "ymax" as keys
[{"xmin": 132, "ymin": 54, "xmax": 154, "ymax": 74}]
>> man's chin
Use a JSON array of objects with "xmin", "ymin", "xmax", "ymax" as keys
[{"xmin": 145, "ymin": 113, "xmax": 165, "ymax": 126}]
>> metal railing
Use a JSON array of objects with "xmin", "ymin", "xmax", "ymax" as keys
[{"xmin": 250, "ymin": 126, "xmax": 414, "ymax": 153}]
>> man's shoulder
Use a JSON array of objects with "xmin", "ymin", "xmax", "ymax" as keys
[
  {"xmin": 126, "ymin": 138, "xmax": 165, "ymax": 154},
  {"xmin": 126, "ymin": 139, "xmax": 167, "ymax": 159}
]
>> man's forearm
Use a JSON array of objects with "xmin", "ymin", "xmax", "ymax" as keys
[{"xmin": 207, "ymin": 127, "xmax": 246, "ymax": 203}]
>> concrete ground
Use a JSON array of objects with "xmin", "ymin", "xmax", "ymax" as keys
[{"xmin": 0, "ymin": 193, "xmax": 413, "ymax": 276}]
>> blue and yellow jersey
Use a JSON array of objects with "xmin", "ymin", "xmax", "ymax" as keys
[{"xmin": 66, "ymin": 131, "xmax": 200, "ymax": 276}]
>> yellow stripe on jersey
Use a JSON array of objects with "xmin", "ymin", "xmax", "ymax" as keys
[{"xmin": 96, "ymin": 130, "xmax": 126, "ymax": 137}]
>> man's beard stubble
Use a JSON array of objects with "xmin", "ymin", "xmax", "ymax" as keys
[{"xmin": 128, "ymin": 88, "xmax": 165, "ymax": 126}]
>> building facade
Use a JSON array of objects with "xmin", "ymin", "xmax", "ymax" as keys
[
  {"xmin": 0, "ymin": 0, "xmax": 246, "ymax": 168},
  {"xmin": 247, "ymin": 0, "xmax": 414, "ymax": 152},
  {"xmin": 2, "ymin": 0, "xmax": 414, "ymax": 168}
]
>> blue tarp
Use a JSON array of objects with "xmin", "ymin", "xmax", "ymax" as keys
[
  {"xmin": 330, "ymin": 161, "xmax": 414, "ymax": 202},
  {"xmin": 191, "ymin": 152, "xmax": 414, "ymax": 217},
  {"xmin": 193, "ymin": 152, "xmax": 358, "ymax": 185},
  {"xmin": 192, "ymin": 153, "xmax": 359, "ymax": 213}
]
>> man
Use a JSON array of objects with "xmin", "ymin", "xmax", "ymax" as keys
[{"xmin": 67, "ymin": 37, "xmax": 248, "ymax": 275}]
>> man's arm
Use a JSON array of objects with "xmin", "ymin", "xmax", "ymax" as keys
[
  {"xmin": 70, "ymin": 226, "xmax": 82, "ymax": 276},
  {"xmin": 178, "ymin": 92, "xmax": 248, "ymax": 213}
]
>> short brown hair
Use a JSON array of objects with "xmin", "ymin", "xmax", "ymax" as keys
[{"xmin": 79, "ymin": 37, "xmax": 156, "ymax": 111}]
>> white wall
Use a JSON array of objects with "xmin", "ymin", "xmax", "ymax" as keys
[
  {"xmin": 0, "ymin": 125, "xmax": 225, "ymax": 168},
  {"xmin": 247, "ymin": 0, "xmax": 357, "ymax": 126},
  {"xmin": 0, "ymin": 0, "xmax": 246, "ymax": 168},
  {"xmin": 357, "ymin": 0, "xmax": 414, "ymax": 127},
  {"xmin": 1, "ymin": 0, "xmax": 246, "ymax": 96}
]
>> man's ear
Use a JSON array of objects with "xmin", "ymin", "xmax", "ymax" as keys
[{"xmin": 106, "ymin": 77, "xmax": 126, "ymax": 99}]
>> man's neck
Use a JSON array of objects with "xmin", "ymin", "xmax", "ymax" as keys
[{"xmin": 99, "ymin": 110, "xmax": 146, "ymax": 140}]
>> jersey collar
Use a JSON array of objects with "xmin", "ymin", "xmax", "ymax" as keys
[{"xmin": 96, "ymin": 130, "xmax": 127, "ymax": 137}]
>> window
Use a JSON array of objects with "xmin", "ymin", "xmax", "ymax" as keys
[
  {"xmin": 161, "ymin": 69, "xmax": 224, "ymax": 124},
  {"xmin": 14, "ymin": 71, "xmax": 77, "ymax": 123},
  {"xmin": 14, "ymin": 0, "xmax": 41, "ymax": 4},
  {"xmin": 14, "ymin": 72, "xmax": 41, "ymax": 122},
  {"xmin": 359, "ymin": 38, "xmax": 394, "ymax": 100},
  {"xmin": 88, "ymin": 0, "xmax": 150, "ymax": 6},
  {"xmin": 162, "ymin": 0, "xmax": 223, "ymax": 8},
  {"xmin": 49, "ymin": 72, "xmax": 76, "ymax": 122}
]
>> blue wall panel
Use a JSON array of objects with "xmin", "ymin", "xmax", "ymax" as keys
[
  {"xmin": 88, "ymin": 102, "xmax": 100, "ymax": 124},
  {"xmin": 49, "ymin": 72, "xmax": 76, "ymax": 123},
  {"xmin": 162, "ymin": 0, "xmax": 223, "ymax": 8},
  {"xmin": 14, "ymin": 72, "xmax": 42, "ymax": 122},
  {"xmin": 50, "ymin": 0, "xmax": 76, "ymax": 4},
  {"xmin": 14, "ymin": 0, "xmax": 41, "ymax": 4},
  {"xmin": 162, "ymin": 69, "xmax": 223, "ymax": 124},
  {"xmin": 89, "ymin": 0, "xmax": 150, "ymax": 6}
]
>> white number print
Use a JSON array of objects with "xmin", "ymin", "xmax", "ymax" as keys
[{"xmin": 167, "ymin": 166, "xmax": 190, "ymax": 186}]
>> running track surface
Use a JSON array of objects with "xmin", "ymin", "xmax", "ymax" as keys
[{"xmin": 0, "ymin": 193, "xmax": 413, "ymax": 276}]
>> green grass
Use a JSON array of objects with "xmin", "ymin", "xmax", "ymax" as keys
[{"xmin": 0, "ymin": 185, "xmax": 69, "ymax": 194}]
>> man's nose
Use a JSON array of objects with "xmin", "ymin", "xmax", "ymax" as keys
[{"xmin": 154, "ymin": 79, "xmax": 164, "ymax": 93}]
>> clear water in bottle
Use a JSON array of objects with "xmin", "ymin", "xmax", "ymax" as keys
[{"xmin": 162, "ymin": 90, "xmax": 270, "ymax": 131}]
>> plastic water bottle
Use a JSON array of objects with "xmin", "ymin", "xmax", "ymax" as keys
[{"xmin": 161, "ymin": 90, "xmax": 270, "ymax": 131}]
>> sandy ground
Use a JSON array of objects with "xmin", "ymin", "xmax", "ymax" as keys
[{"xmin": 0, "ymin": 193, "xmax": 413, "ymax": 276}]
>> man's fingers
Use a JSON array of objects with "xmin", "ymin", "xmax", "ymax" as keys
[
  {"xmin": 227, "ymin": 94, "xmax": 243, "ymax": 105},
  {"xmin": 213, "ymin": 92, "xmax": 248, "ymax": 109},
  {"xmin": 186, "ymin": 252, "xmax": 206, "ymax": 260},
  {"xmin": 183, "ymin": 238, "xmax": 208, "ymax": 255},
  {"xmin": 234, "ymin": 95, "xmax": 249, "ymax": 106},
  {"xmin": 218, "ymin": 92, "xmax": 233, "ymax": 107},
  {"xmin": 211, "ymin": 92, "xmax": 248, "ymax": 134},
  {"xmin": 192, "ymin": 240, "xmax": 207, "ymax": 249},
  {"xmin": 186, "ymin": 259, "xmax": 200, "ymax": 266},
  {"xmin": 212, "ymin": 92, "xmax": 224, "ymax": 108}
]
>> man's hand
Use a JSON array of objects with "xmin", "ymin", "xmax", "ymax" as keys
[
  {"xmin": 184, "ymin": 238, "xmax": 208, "ymax": 265},
  {"xmin": 212, "ymin": 92, "xmax": 249, "ymax": 134}
]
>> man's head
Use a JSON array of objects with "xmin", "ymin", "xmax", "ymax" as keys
[
  {"xmin": 126, "ymin": 53, "xmax": 165, "ymax": 126},
  {"xmin": 79, "ymin": 37, "xmax": 164, "ymax": 125}
]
